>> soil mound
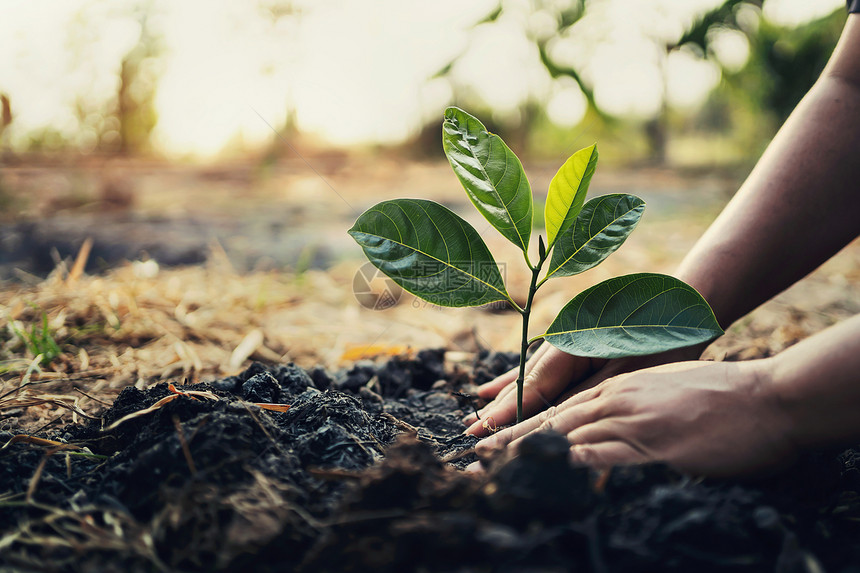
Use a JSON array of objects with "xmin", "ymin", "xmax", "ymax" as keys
[{"xmin": 2, "ymin": 351, "xmax": 859, "ymax": 572}]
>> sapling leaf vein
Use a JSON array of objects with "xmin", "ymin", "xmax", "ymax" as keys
[{"xmin": 349, "ymin": 107, "xmax": 724, "ymax": 424}]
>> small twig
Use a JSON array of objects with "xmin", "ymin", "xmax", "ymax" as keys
[
  {"xmin": 0, "ymin": 396, "xmax": 101, "ymax": 421},
  {"xmin": 0, "ymin": 379, "xmax": 69, "ymax": 403},
  {"xmin": 172, "ymin": 415, "xmax": 197, "ymax": 476},
  {"xmin": 30, "ymin": 413, "xmax": 66, "ymax": 436},
  {"xmin": 66, "ymin": 237, "xmax": 93, "ymax": 285},
  {"xmin": 18, "ymin": 356, "xmax": 43, "ymax": 389},
  {"xmin": 379, "ymin": 412, "xmax": 419, "ymax": 436},
  {"xmin": 482, "ymin": 416, "xmax": 498, "ymax": 434},
  {"xmin": 105, "ymin": 384, "xmax": 218, "ymax": 431},
  {"xmin": 26, "ymin": 454, "xmax": 52, "ymax": 502},
  {"xmin": 104, "ymin": 394, "xmax": 179, "ymax": 430},
  {"xmin": 239, "ymin": 401, "xmax": 277, "ymax": 445},
  {"xmin": 2, "ymin": 435, "xmax": 81, "ymax": 451},
  {"xmin": 593, "ymin": 469, "xmax": 612, "ymax": 494},
  {"xmin": 452, "ymin": 391, "xmax": 480, "ymax": 420},
  {"xmin": 330, "ymin": 509, "xmax": 410, "ymax": 526},
  {"xmin": 11, "ymin": 368, "xmax": 116, "ymax": 384},
  {"xmin": 72, "ymin": 387, "xmax": 112, "ymax": 407},
  {"xmin": 440, "ymin": 447, "xmax": 477, "ymax": 464},
  {"xmin": 168, "ymin": 383, "xmax": 218, "ymax": 401},
  {"xmin": 254, "ymin": 403, "xmax": 291, "ymax": 412},
  {"xmin": 308, "ymin": 467, "xmax": 362, "ymax": 480}
]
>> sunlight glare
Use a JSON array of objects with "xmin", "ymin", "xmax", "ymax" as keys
[
  {"xmin": 763, "ymin": 0, "xmax": 844, "ymax": 27},
  {"xmin": 0, "ymin": 0, "xmax": 846, "ymax": 156}
]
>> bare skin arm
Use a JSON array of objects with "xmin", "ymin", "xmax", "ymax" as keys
[
  {"xmin": 464, "ymin": 14, "xmax": 860, "ymax": 437},
  {"xmin": 473, "ymin": 314, "xmax": 860, "ymax": 477},
  {"xmin": 676, "ymin": 13, "xmax": 860, "ymax": 327}
]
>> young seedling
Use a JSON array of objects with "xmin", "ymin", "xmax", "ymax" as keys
[
  {"xmin": 10, "ymin": 306, "xmax": 62, "ymax": 367},
  {"xmin": 349, "ymin": 107, "xmax": 723, "ymax": 423}
]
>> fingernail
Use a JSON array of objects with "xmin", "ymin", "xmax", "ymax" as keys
[
  {"xmin": 568, "ymin": 444, "xmax": 586, "ymax": 465},
  {"xmin": 465, "ymin": 460, "xmax": 484, "ymax": 473},
  {"xmin": 464, "ymin": 420, "xmax": 485, "ymax": 437}
]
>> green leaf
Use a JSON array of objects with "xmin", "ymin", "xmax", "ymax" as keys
[
  {"xmin": 442, "ymin": 107, "xmax": 532, "ymax": 252},
  {"xmin": 348, "ymin": 198, "xmax": 510, "ymax": 308},
  {"xmin": 543, "ymin": 273, "xmax": 723, "ymax": 358},
  {"xmin": 545, "ymin": 194, "xmax": 645, "ymax": 280},
  {"xmin": 544, "ymin": 144, "xmax": 598, "ymax": 248}
]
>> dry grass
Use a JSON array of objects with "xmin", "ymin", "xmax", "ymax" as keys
[
  {"xmin": 0, "ymin": 245, "xmax": 310, "ymax": 430},
  {"xmin": 2, "ymin": 227, "xmax": 859, "ymax": 437},
  {"xmin": 0, "ymin": 235, "xmax": 515, "ymax": 431}
]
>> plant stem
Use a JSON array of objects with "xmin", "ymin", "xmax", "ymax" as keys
[{"xmin": 516, "ymin": 259, "xmax": 543, "ymax": 423}]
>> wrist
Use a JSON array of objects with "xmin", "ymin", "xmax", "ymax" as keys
[
  {"xmin": 740, "ymin": 357, "xmax": 803, "ymax": 458},
  {"xmin": 754, "ymin": 316, "xmax": 860, "ymax": 455}
]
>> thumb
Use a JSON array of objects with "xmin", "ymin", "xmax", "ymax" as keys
[
  {"xmin": 475, "ymin": 343, "xmax": 551, "ymax": 400},
  {"xmin": 465, "ymin": 346, "xmax": 591, "ymax": 436}
]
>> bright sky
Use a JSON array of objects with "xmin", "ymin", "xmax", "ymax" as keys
[{"xmin": 0, "ymin": 0, "xmax": 845, "ymax": 157}]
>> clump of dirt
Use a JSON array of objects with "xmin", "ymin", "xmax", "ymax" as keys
[{"xmin": 2, "ymin": 351, "xmax": 860, "ymax": 572}]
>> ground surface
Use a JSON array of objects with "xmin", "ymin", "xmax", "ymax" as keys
[
  {"xmin": 1, "ymin": 156, "xmax": 859, "ymax": 571},
  {"xmin": 2, "ymin": 357, "xmax": 860, "ymax": 572}
]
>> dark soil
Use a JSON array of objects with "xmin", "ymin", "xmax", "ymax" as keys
[{"xmin": 2, "ymin": 350, "xmax": 860, "ymax": 572}]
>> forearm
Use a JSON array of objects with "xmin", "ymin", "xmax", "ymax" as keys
[
  {"xmin": 676, "ymin": 16, "xmax": 860, "ymax": 329},
  {"xmin": 762, "ymin": 314, "xmax": 860, "ymax": 450}
]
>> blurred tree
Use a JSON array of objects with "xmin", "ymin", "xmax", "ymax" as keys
[
  {"xmin": 531, "ymin": 0, "xmax": 598, "ymax": 119},
  {"xmin": 0, "ymin": 93, "xmax": 10, "ymax": 165},
  {"xmin": 675, "ymin": 0, "xmax": 758, "ymax": 50},
  {"xmin": 433, "ymin": 0, "xmax": 843, "ymax": 165},
  {"xmin": 116, "ymin": 10, "xmax": 162, "ymax": 154},
  {"xmin": 431, "ymin": 0, "xmax": 664, "ymax": 160},
  {"xmin": 0, "ymin": 94, "xmax": 11, "ymax": 137},
  {"xmin": 420, "ymin": 1, "xmax": 588, "ymax": 157},
  {"xmin": 68, "ymin": 4, "xmax": 162, "ymax": 155},
  {"xmin": 691, "ymin": 3, "xmax": 844, "ymax": 148}
]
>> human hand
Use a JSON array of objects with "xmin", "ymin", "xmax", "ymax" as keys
[
  {"xmin": 462, "ymin": 344, "xmax": 605, "ymax": 436},
  {"xmin": 474, "ymin": 359, "xmax": 798, "ymax": 477},
  {"xmin": 463, "ymin": 342, "xmax": 707, "ymax": 437}
]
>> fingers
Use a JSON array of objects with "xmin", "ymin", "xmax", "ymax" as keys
[
  {"xmin": 552, "ymin": 381, "xmax": 604, "ymax": 410},
  {"xmin": 503, "ymin": 399, "xmax": 606, "ymax": 453},
  {"xmin": 566, "ymin": 419, "xmax": 627, "ymax": 447},
  {"xmin": 464, "ymin": 352, "xmax": 581, "ymax": 436},
  {"xmin": 468, "ymin": 441, "xmax": 650, "ymax": 474},
  {"xmin": 473, "ymin": 343, "xmax": 551, "ymax": 400},
  {"xmin": 464, "ymin": 378, "xmax": 554, "ymax": 436},
  {"xmin": 568, "ymin": 441, "xmax": 651, "ymax": 469},
  {"xmin": 474, "ymin": 369, "xmax": 517, "ymax": 400},
  {"xmin": 475, "ymin": 409, "xmax": 548, "ymax": 455},
  {"xmin": 465, "ymin": 460, "xmax": 483, "ymax": 473},
  {"xmin": 473, "ymin": 396, "xmax": 652, "ymax": 472},
  {"xmin": 473, "ymin": 373, "xmax": 519, "ymax": 414}
]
